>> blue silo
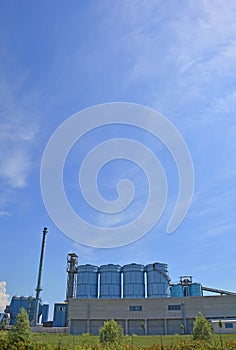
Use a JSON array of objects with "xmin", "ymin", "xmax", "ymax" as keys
[
  {"xmin": 189, "ymin": 283, "xmax": 202, "ymax": 296},
  {"xmin": 171, "ymin": 284, "xmax": 184, "ymax": 297},
  {"xmin": 122, "ymin": 263, "xmax": 145, "ymax": 298},
  {"xmin": 146, "ymin": 263, "xmax": 170, "ymax": 298},
  {"xmin": 99, "ymin": 264, "xmax": 121, "ymax": 298},
  {"xmin": 76, "ymin": 264, "xmax": 99, "ymax": 298}
]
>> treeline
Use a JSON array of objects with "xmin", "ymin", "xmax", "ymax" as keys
[{"xmin": 1, "ymin": 309, "xmax": 236, "ymax": 350}]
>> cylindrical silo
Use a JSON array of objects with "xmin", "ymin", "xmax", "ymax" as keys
[
  {"xmin": 122, "ymin": 263, "xmax": 145, "ymax": 298},
  {"xmin": 146, "ymin": 263, "xmax": 170, "ymax": 298},
  {"xmin": 99, "ymin": 264, "xmax": 121, "ymax": 298},
  {"xmin": 189, "ymin": 283, "xmax": 202, "ymax": 297},
  {"xmin": 76, "ymin": 264, "xmax": 98, "ymax": 298},
  {"xmin": 171, "ymin": 284, "xmax": 184, "ymax": 297}
]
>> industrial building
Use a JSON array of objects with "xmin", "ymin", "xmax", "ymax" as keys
[
  {"xmin": 5, "ymin": 296, "xmax": 49, "ymax": 326},
  {"xmin": 5, "ymin": 236, "xmax": 236, "ymax": 335},
  {"xmin": 68, "ymin": 294, "xmax": 236, "ymax": 335},
  {"xmin": 54, "ymin": 255, "xmax": 236, "ymax": 335}
]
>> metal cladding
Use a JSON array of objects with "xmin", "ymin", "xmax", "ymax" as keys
[
  {"xmin": 171, "ymin": 282, "xmax": 202, "ymax": 297},
  {"xmin": 53, "ymin": 303, "xmax": 67, "ymax": 327},
  {"xmin": 76, "ymin": 264, "xmax": 99, "ymax": 298},
  {"xmin": 146, "ymin": 263, "xmax": 170, "ymax": 298},
  {"xmin": 189, "ymin": 283, "xmax": 202, "ymax": 296},
  {"xmin": 99, "ymin": 264, "xmax": 121, "ymax": 298},
  {"xmin": 122, "ymin": 263, "xmax": 145, "ymax": 298},
  {"xmin": 41, "ymin": 304, "xmax": 49, "ymax": 323},
  {"xmin": 171, "ymin": 284, "xmax": 185, "ymax": 297},
  {"xmin": 74, "ymin": 261, "xmax": 204, "ymax": 299},
  {"xmin": 9, "ymin": 296, "xmax": 38, "ymax": 325}
]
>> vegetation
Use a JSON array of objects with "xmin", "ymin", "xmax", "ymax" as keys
[
  {"xmin": 99, "ymin": 319, "xmax": 123, "ymax": 345},
  {"xmin": 192, "ymin": 312, "xmax": 214, "ymax": 341},
  {"xmin": 0, "ymin": 322, "xmax": 236, "ymax": 349},
  {"xmin": 8, "ymin": 308, "xmax": 32, "ymax": 344},
  {"xmin": 0, "ymin": 332, "xmax": 235, "ymax": 349}
]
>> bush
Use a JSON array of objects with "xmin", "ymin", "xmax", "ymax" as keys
[
  {"xmin": 99, "ymin": 319, "xmax": 123, "ymax": 345},
  {"xmin": 192, "ymin": 312, "xmax": 213, "ymax": 341}
]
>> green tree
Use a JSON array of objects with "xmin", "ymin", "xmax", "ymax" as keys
[
  {"xmin": 8, "ymin": 308, "xmax": 32, "ymax": 344},
  {"xmin": 192, "ymin": 312, "xmax": 213, "ymax": 341},
  {"xmin": 141, "ymin": 321, "xmax": 146, "ymax": 335},
  {"xmin": 99, "ymin": 319, "xmax": 123, "ymax": 344},
  {"xmin": 0, "ymin": 318, "xmax": 6, "ymax": 330},
  {"xmin": 180, "ymin": 323, "xmax": 185, "ymax": 334}
]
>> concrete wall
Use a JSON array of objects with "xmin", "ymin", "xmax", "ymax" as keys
[
  {"xmin": 67, "ymin": 295, "xmax": 236, "ymax": 335},
  {"xmin": 212, "ymin": 320, "xmax": 236, "ymax": 334}
]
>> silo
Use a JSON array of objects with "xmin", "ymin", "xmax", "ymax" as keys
[
  {"xmin": 189, "ymin": 283, "xmax": 202, "ymax": 296},
  {"xmin": 76, "ymin": 264, "xmax": 98, "ymax": 298},
  {"xmin": 146, "ymin": 263, "xmax": 170, "ymax": 298},
  {"xmin": 99, "ymin": 264, "xmax": 121, "ymax": 298},
  {"xmin": 122, "ymin": 263, "xmax": 145, "ymax": 298},
  {"xmin": 170, "ymin": 284, "xmax": 184, "ymax": 297}
]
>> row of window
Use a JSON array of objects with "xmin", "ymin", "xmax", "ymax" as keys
[
  {"xmin": 168, "ymin": 305, "xmax": 181, "ymax": 311},
  {"xmin": 129, "ymin": 306, "xmax": 142, "ymax": 311},
  {"xmin": 129, "ymin": 305, "xmax": 182, "ymax": 312}
]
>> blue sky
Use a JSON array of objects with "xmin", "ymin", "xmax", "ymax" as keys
[{"xmin": 1, "ymin": 0, "xmax": 236, "ymax": 317}]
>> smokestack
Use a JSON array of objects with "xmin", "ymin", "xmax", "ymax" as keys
[{"xmin": 34, "ymin": 227, "xmax": 48, "ymax": 326}]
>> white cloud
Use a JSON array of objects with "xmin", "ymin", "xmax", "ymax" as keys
[
  {"xmin": 0, "ymin": 48, "xmax": 40, "ymax": 211},
  {"xmin": 0, "ymin": 281, "xmax": 9, "ymax": 312},
  {"xmin": 0, "ymin": 149, "xmax": 32, "ymax": 188}
]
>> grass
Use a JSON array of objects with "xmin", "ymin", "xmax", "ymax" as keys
[
  {"xmin": 1, "ymin": 331, "xmax": 236, "ymax": 348},
  {"xmin": 29, "ymin": 332, "xmax": 236, "ymax": 347}
]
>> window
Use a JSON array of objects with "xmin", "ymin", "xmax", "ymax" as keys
[
  {"xmin": 129, "ymin": 306, "xmax": 142, "ymax": 311},
  {"xmin": 225, "ymin": 322, "xmax": 233, "ymax": 329},
  {"xmin": 168, "ymin": 305, "xmax": 181, "ymax": 311}
]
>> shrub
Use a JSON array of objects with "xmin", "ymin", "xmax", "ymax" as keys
[
  {"xmin": 192, "ymin": 312, "xmax": 213, "ymax": 341},
  {"xmin": 99, "ymin": 319, "xmax": 123, "ymax": 345}
]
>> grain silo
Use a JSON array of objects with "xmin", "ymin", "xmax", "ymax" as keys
[
  {"xmin": 122, "ymin": 263, "xmax": 145, "ymax": 298},
  {"xmin": 146, "ymin": 263, "xmax": 170, "ymax": 298},
  {"xmin": 76, "ymin": 264, "xmax": 98, "ymax": 298},
  {"xmin": 99, "ymin": 264, "xmax": 121, "ymax": 298}
]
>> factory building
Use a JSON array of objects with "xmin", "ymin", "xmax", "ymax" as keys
[
  {"xmin": 61, "ymin": 256, "xmax": 236, "ymax": 335},
  {"xmin": 5, "ymin": 245, "xmax": 236, "ymax": 335},
  {"xmin": 67, "ymin": 295, "xmax": 236, "ymax": 335}
]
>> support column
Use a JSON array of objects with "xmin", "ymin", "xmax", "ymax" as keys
[{"xmin": 125, "ymin": 319, "xmax": 128, "ymax": 335}]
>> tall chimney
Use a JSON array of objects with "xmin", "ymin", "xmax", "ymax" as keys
[{"xmin": 34, "ymin": 227, "xmax": 48, "ymax": 326}]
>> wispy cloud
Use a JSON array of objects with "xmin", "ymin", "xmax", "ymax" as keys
[
  {"xmin": 108, "ymin": 0, "xmax": 236, "ymax": 117},
  {"xmin": 0, "ymin": 47, "xmax": 40, "ymax": 211}
]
